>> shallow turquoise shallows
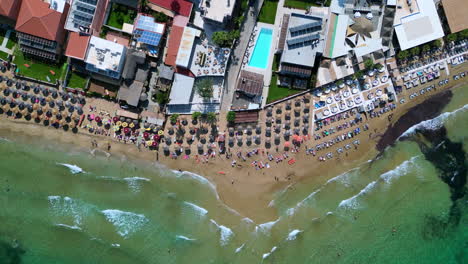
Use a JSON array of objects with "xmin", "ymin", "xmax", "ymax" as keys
[{"xmin": 248, "ymin": 28, "xmax": 272, "ymax": 69}]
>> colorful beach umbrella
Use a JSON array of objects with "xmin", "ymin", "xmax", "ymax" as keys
[{"xmin": 122, "ymin": 122, "xmax": 128, "ymax": 128}]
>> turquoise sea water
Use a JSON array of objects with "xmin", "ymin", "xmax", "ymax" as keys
[
  {"xmin": 248, "ymin": 28, "xmax": 273, "ymax": 69},
  {"xmin": 0, "ymin": 88, "xmax": 467, "ymax": 263}
]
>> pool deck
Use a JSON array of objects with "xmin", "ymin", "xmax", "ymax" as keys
[{"xmin": 242, "ymin": 22, "xmax": 276, "ymax": 107}]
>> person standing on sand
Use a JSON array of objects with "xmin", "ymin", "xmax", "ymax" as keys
[{"xmin": 107, "ymin": 143, "xmax": 111, "ymax": 151}]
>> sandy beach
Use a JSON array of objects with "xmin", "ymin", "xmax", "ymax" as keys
[{"xmin": 1, "ymin": 72, "xmax": 466, "ymax": 223}]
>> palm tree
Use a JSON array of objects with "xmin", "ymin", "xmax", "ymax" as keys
[{"xmin": 207, "ymin": 112, "xmax": 217, "ymax": 124}]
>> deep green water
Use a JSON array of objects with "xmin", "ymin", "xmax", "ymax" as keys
[{"xmin": 0, "ymin": 88, "xmax": 467, "ymax": 263}]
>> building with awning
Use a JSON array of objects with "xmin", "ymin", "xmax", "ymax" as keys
[{"xmin": 176, "ymin": 26, "xmax": 201, "ymax": 68}]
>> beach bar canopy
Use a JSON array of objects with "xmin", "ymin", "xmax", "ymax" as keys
[{"xmin": 116, "ymin": 110, "xmax": 139, "ymax": 120}]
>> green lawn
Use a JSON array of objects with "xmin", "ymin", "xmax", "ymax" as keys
[
  {"xmin": 106, "ymin": 3, "xmax": 137, "ymax": 29},
  {"xmin": 284, "ymin": 0, "xmax": 322, "ymax": 10},
  {"xmin": 67, "ymin": 72, "xmax": 88, "ymax": 89},
  {"xmin": 0, "ymin": 28, "xmax": 5, "ymax": 45},
  {"xmin": 258, "ymin": 0, "xmax": 279, "ymax": 24},
  {"xmin": 6, "ymin": 31, "xmax": 17, "ymax": 49},
  {"xmin": 13, "ymin": 49, "xmax": 64, "ymax": 83},
  {"xmin": 266, "ymin": 74, "xmax": 302, "ymax": 103},
  {"xmin": 0, "ymin": 50, "xmax": 8, "ymax": 61}
]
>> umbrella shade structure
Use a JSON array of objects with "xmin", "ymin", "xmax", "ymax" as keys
[
  {"xmin": 294, "ymin": 108, "xmax": 300, "ymax": 117},
  {"xmin": 275, "ymin": 107, "xmax": 282, "ymax": 114},
  {"xmin": 246, "ymin": 125, "xmax": 252, "ymax": 135},
  {"xmin": 33, "ymin": 86, "xmax": 40, "ymax": 94},
  {"xmin": 42, "ymin": 89, "xmax": 49, "ymax": 97},
  {"xmin": 27, "ymin": 105, "xmax": 33, "ymax": 113},
  {"xmin": 6, "ymin": 79, "xmax": 13, "ymax": 87},
  {"xmin": 294, "ymin": 99, "xmax": 301, "ymax": 107},
  {"xmin": 285, "ymin": 120, "xmax": 291, "ymax": 129},
  {"xmin": 274, "ymin": 126, "xmax": 281, "ymax": 134},
  {"xmin": 3, "ymin": 88, "xmax": 10, "ymax": 96},
  {"xmin": 49, "ymin": 101, "xmax": 55, "ymax": 108},
  {"xmin": 185, "ymin": 135, "xmax": 193, "ymax": 144},
  {"xmin": 200, "ymin": 136, "xmax": 207, "ymax": 144},
  {"xmin": 70, "ymin": 97, "xmax": 77, "ymax": 104},
  {"xmin": 265, "ymin": 140, "xmax": 271, "ymax": 149},
  {"xmin": 18, "ymin": 102, "xmax": 25, "ymax": 110},
  {"xmin": 285, "ymin": 102, "xmax": 291, "ymax": 110},
  {"xmin": 266, "ymin": 117, "xmax": 272, "ymax": 127},
  {"xmin": 254, "ymin": 136, "xmax": 261, "ymax": 145},
  {"xmin": 255, "ymin": 125, "xmax": 261, "ymax": 134},
  {"xmin": 265, "ymin": 127, "xmax": 271, "ymax": 137},
  {"xmin": 197, "ymin": 143, "xmax": 203, "ymax": 150},
  {"xmin": 21, "ymin": 93, "xmax": 28, "ymax": 101},
  {"xmin": 294, "ymin": 119, "xmax": 301, "ymax": 127},
  {"xmin": 284, "ymin": 141, "xmax": 291, "ymax": 148},
  {"xmin": 228, "ymin": 137, "xmax": 234, "ymax": 146},
  {"xmin": 274, "ymin": 134, "xmax": 281, "ymax": 144},
  {"xmin": 95, "ymin": 116, "xmax": 102, "ymax": 123},
  {"xmin": 246, "ymin": 136, "xmax": 252, "ymax": 143},
  {"xmin": 52, "ymin": 91, "xmax": 58, "ymax": 98},
  {"xmin": 237, "ymin": 125, "xmax": 243, "ymax": 133}
]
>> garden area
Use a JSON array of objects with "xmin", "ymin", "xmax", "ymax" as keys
[
  {"xmin": 6, "ymin": 31, "xmax": 16, "ymax": 49},
  {"xmin": 0, "ymin": 51, "xmax": 9, "ymax": 61},
  {"xmin": 266, "ymin": 74, "xmax": 302, "ymax": 103},
  {"xmin": 258, "ymin": 0, "xmax": 279, "ymax": 24},
  {"xmin": 106, "ymin": 3, "xmax": 137, "ymax": 29},
  {"xmin": 284, "ymin": 0, "xmax": 330, "ymax": 10},
  {"xmin": 13, "ymin": 49, "xmax": 64, "ymax": 83},
  {"xmin": 67, "ymin": 71, "xmax": 89, "ymax": 90}
]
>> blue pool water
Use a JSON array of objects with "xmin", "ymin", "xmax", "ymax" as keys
[{"xmin": 248, "ymin": 28, "xmax": 273, "ymax": 69}]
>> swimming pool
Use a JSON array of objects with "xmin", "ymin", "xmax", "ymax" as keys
[{"xmin": 248, "ymin": 28, "xmax": 273, "ymax": 69}]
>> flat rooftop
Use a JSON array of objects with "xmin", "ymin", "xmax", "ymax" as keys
[
  {"xmin": 200, "ymin": 0, "xmax": 235, "ymax": 23},
  {"xmin": 85, "ymin": 36, "xmax": 126, "ymax": 71},
  {"xmin": 281, "ymin": 13, "xmax": 325, "ymax": 68},
  {"xmin": 442, "ymin": 0, "xmax": 468, "ymax": 33},
  {"xmin": 176, "ymin": 26, "xmax": 201, "ymax": 68},
  {"xmin": 394, "ymin": 0, "xmax": 444, "ymax": 50}
]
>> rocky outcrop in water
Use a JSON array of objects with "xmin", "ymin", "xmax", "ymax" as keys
[{"xmin": 0, "ymin": 239, "xmax": 25, "ymax": 264}]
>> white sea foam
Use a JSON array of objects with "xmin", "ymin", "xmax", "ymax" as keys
[
  {"xmin": 380, "ymin": 156, "xmax": 420, "ymax": 184},
  {"xmin": 338, "ymin": 181, "xmax": 377, "ymax": 209},
  {"xmin": 123, "ymin": 177, "xmax": 150, "ymax": 193},
  {"xmin": 111, "ymin": 243, "xmax": 120, "ymax": 248},
  {"xmin": 235, "ymin": 243, "xmax": 245, "ymax": 253},
  {"xmin": 286, "ymin": 229, "xmax": 302, "ymax": 241},
  {"xmin": 176, "ymin": 235, "xmax": 197, "ymax": 241},
  {"xmin": 183, "ymin": 201, "xmax": 208, "ymax": 217},
  {"xmin": 242, "ymin": 217, "xmax": 255, "ymax": 225},
  {"xmin": 55, "ymin": 224, "xmax": 82, "ymax": 230},
  {"xmin": 57, "ymin": 163, "xmax": 85, "ymax": 174},
  {"xmin": 210, "ymin": 219, "xmax": 233, "ymax": 246},
  {"xmin": 0, "ymin": 137, "xmax": 11, "ymax": 142},
  {"xmin": 399, "ymin": 104, "xmax": 468, "ymax": 139},
  {"xmin": 172, "ymin": 170, "xmax": 218, "ymax": 197},
  {"xmin": 48, "ymin": 196, "xmax": 85, "ymax": 226},
  {"xmin": 102, "ymin": 209, "xmax": 149, "ymax": 238},
  {"xmin": 338, "ymin": 157, "xmax": 420, "ymax": 210},
  {"xmin": 262, "ymin": 246, "xmax": 277, "ymax": 260},
  {"xmin": 255, "ymin": 218, "xmax": 280, "ymax": 234}
]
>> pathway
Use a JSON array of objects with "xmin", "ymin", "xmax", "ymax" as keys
[
  {"xmin": 0, "ymin": 30, "xmax": 13, "ymax": 55},
  {"xmin": 220, "ymin": 0, "xmax": 265, "ymax": 118}
]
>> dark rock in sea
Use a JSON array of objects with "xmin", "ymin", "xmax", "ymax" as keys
[
  {"xmin": 0, "ymin": 239, "xmax": 25, "ymax": 264},
  {"xmin": 376, "ymin": 90, "xmax": 453, "ymax": 152}
]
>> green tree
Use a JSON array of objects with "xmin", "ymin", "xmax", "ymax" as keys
[
  {"xmin": 354, "ymin": 71, "xmax": 364, "ymax": 80},
  {"xmin": 447, "ymin": 33, "xmax": 458, "ymax": 42},
  {"xmin": 397, "ymin": 50, "xmax": 409, "ymax": 60},
  {"xmin": 170, "ymin": 114, "xmax": 179, "ymax": 124},
  {"xmin": 152, "ymin": 11, "xmax": 169, "ymax": 23},
  {"xmin": 207, "ymin": 112, "xmax": 217, "ymax": 123},
  {"xmin": 458, "ymin": 29, "xmax": 468, "ymax": 40},
  {"xmin": 155, "ymin": 91, "xmax": 169, "ymax": 105},
  {"xmin": 226, "ymin": 111, "xmax": 236, "ymax": 123},
  {"xmin": 431, "ymin": 39, "xmax": 442, "ymax": 48},
  {"xmin": 192, "ymin": 111, "xmax": 201, "ymax": 120},
  {"xmin": 410, "ymin": 47, "xmax": 420, "ymax": 56},
  {"xmin": 196, "ymin": 78, "xmax": 214, "ymax": 100},
  {"xmin": 336, "ymin": 79, "xmax": 344, "ymax": 86},
  {"xmin": 212, "ymin": 30, "xmax": 239, "ymax": 47},
  {"xmin": 422, "ymin": 44, "xmax": 431, "ymax": 53},
  {"xmin": 375, "ymin": 63, "xmax": 383, "ymax": 70},
  {"xmin": 364, "ymin": 59, "xmax": 374, "ymax": 70}
]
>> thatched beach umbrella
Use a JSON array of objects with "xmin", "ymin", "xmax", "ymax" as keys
[
  {"xmin": 265, "ymin": 139, "xmax": 271, "ymax": 149},
  {"xmin": 303, "ymin": 114, "xmax": 309, "ymax": 123},
  {"xmin": 246, "ymin": 125, "xmax": 252, "ymax": 135},
  {"xmin": 254, "ymin": 135, "xmax": 261, "ymax": 145},
  {"xmin": 294, "ymin": 108, "xmax": 300, "ymax": 117},
  {"xmin": 294, "ymin": 118, "xmax": 300, "ymax": 127},
  {"xmin": 255, "ymin": 125, "xmax": 261, "ymax": 134},
  {"xmin": 285, "ymin": 102, "xmax": 291, "ymax": 110},
  {"xmin": 285, "ymin": 120, "xmax": 291, "ymax": 130},
  {"xmin": 276, "ymin": 107, "xmax": 282, "ymax": 114},
  {"xmin": 274, "ymin": 126, "xmax": 280, "ymax": 134},
  {"xmin": 265, "ymin": 127, "xmax": 271, "ymax": 137},
  {"xmin": 274, "ymin": 134, "xmax": 280, "ymax": 145},
  {"xmin": 186, "ymin": 135, "xmax": 193, "ymax": 144}
]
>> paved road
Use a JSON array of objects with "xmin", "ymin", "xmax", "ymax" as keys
[{"xmin": 220, "ymin": 0, "xmax": 265, "ymax": 117}]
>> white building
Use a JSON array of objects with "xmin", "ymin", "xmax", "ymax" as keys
[
  {"xmin": 393, "ymin": 0, "xmax": 444, "ymax": 50},
  {"xmin": 85, "ymin": 36, "xmax": 127, "ymax": 80}
]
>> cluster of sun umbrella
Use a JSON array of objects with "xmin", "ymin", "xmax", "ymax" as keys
[{"xmin": 0, "ymin": 77, "xmax": 86, "ymax": 132}]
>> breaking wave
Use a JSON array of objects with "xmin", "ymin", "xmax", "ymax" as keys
[
  {"xmin": 255, "ymin": 218, "xmax": 280, "ymax": 234},
  {"xmin": 399, "ymin": 104, "xmax": 468, "ymax": 139},
  {"xmin": 183, "ymin": 201, "xmax": 208, "ymax": 217},
  {"xmin": 57, "ymin": 163, "xmax": 85, "ymax": 174},
  {"xmin": 176, "ymin": 235, "xmax": 197, "ymax": 241},
  {"xmin": 262, "ymin": 246, "xmax": 277, "ymax": 260},
  {"xmin": 210, "ymin": 219, "xmax": 233, "ymax": 246},
  {"xmin": 102, "ymin": 209, "xmax": 149, "ymax": 238},
  {"xmin": 286, "ymin": 229, "xmax": 302, "ymax": 241}
]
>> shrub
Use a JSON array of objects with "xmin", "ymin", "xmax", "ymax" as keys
[
  {"xmin": 226, "ymin": 111, "xmax": 236, "ymax": 123},
  {"xmin": 196, "ymin": 78, "xmax": 214, "ymax": 99},
  {"xmin": 207, "ymin": 112, "xmax": 217, "ymax": 123},
  {"xmin": 192, "ymin": 111, "xmax": 201, "ymax": 120},
  {"xmin": 170, "ymin": 114, "xmax": 179, "ymax": 124}
]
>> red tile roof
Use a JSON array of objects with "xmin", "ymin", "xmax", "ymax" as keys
[
  {"xmin": 15, "ymin": 0, "xmax": 69, "ymax": 43},
  {"xmin": 65, "ymin": 32, "xmax": 90, "ymax": 60},
  {"xmin": 0, "ymin": 0, "xmax": 22, "ymax": 20},
  {"xmin": 149, "ymin": 0, "xmax": 193, "ymax": 17},
  {"xmin": 165, "ymin": 25, "xmax": 184, "ymax": 67}
]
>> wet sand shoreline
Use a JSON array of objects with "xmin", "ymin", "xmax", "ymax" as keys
[{"xmin": 0, "ymin": 80, "xmax": 466, "ymax": 222}]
